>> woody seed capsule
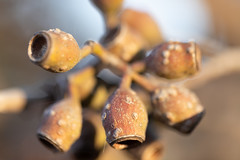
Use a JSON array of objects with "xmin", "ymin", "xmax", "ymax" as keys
[
  {"xmin": 152, "ymin": 86, "xmax": 205, "ymax": 134},
  {"xmin": 102, "ymin": 88, "xmax": 148, "ymax": 150},
  {"xmin": 37, "ymin": 97, "xmax": 82, "ymax": 152},
  {"xmin": 145, "ymin": 41, "xmax": 201, "ymax": 79}
]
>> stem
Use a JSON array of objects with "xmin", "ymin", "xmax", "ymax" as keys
[{"xmin": 79, "ymin": 41, "xmax": 158, "ymax": 92}]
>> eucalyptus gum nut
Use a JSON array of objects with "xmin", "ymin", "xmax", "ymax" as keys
[
  {"xmin": 145, "ymin": 41, "xmax": 201, "ymax": 79},
  {"xmin": 120, "ymin": 9, "xmax": 163, "ymax": 49},
  {"xmin": 101, "ymin": 24, "xmax": 146, "ymax": 62},
  {"xmin": 152, "ymin": 86, "xmax": 205, "ymax": 134},
  {"xmin": 68, "ymin": 67, "xmax": 96, "ymax": 101},
  {"xmin": 90, "ymin": 0, "xmax": 123, "ymax": 15},
  {"xmin": 102, "ymin": 88, "xmax": 148, "ymax": 150},
  {"xmin": 37, "ymin": 97, "xmax": 82, "ymax": 152},
  {"xmin": 28, "ymin": 28, "xmax": 81, "ymax": 73}
]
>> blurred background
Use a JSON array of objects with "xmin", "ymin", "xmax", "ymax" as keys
[{"xmin": 0, "ymin": 0, "xmax": 240, "ymax": 159}]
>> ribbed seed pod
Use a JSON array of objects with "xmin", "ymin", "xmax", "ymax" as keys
[
  {"xmin": 37, "ymin": 97, "xmax": 82, "ymax": 152},
  {"xmin": 146, "ymin": 41, "xmax": 201, "ymax": 79},
  {"xmin": 102, "ymin": 88, "xmax": 148, "ymax": 150},
  {"xmin": 120, "ymin": 9, "xmax": 163, "ymax": 49},
  {"xmin": 28, "ymin": 28, "xmax": 81, "ymax": 73},
  {"xmin": 71, "ymin": 109, "xmax": 106, "ymax": 160},
  {"xmin": 152, "ymin": 86, "xmax": 205, "ymax": 134}
]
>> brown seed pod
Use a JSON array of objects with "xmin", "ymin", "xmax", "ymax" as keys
[
  {"xmin": 102, "ymin": 87, "xmax": 148, "ymax": 150},
  {"xmin": 28, "ymin": 28, "xmax": 81, "ymax": 73},
  {"xmin": 71, "ymin": 109, "xmax": 105, "ymax": 160},
  {"xmin": 152, "ymin": 85, "xmax": 205, "ymax": 134},
  {"xmin": 37, "ymin": 97, "xmax": 82, "ymax": 152},
  {"xmin": 120, "ymin": 9, "xmax": 163, "ymax": 49},
  {"xmin": 90, "ymin": 0, "xmax": 123, "ymax": 16},
  {"xmin": 101, "ymin": 25, "xmax": 146, "ymax": 62},
  {"xmin": 145, "ymin": 41, "xmax": 201, "ymax": 79},
  {"xmin": 91, "ymin": 0, "xmax": 124, "ymax": 29}
]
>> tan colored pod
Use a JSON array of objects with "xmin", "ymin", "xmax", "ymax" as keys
[
  {"xmin": 28, "ymin": 28, "xmax": 81, "ymax": 73},
  {"xmin": 71, "ymin": 109, "xmax": 106, "ymax": 159},
  {"xmin": 90, "ymin": 0, "xmax": 123, "ymax": 16},
  {"xmin": 68, "ymin": 67, "xmax": 96, "ymax": 100},
  {"xmin": 101, "ymin": 25, "xmax": 146, "ymax": 61},
  {"xmin": 102, "ymin": 88, "xmax": 148, "ymax": 150},
  {"xmin": 37, "ymin": 97, "xmax": 82, "ymax": 152},
  {"xmin": 146, "ymin": 41, "xmax": 201, "ymax": 79},
  {"xmin": 120, "ymin": 9, "xmax": 163, "ymax": 49},
  {"xmin": 152, "ymin": 86, "xmax": 205, "ymax": 134}
]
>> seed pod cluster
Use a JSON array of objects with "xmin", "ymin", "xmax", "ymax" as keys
[
  {"xmin": 145, "ymin": 41, "xmax": 201, "ymax": 79},
  {"xmin": 152, "ymin": 85, "xmax": 205, "ymax": 133},
  {"xmin": 102, "ymin": 87, "xmax": 148, "ymax": 150}
]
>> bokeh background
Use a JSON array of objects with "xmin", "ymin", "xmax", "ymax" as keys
[{"xmin": 0, "ymin": 0, "xmax": 240, "ymax": 159}]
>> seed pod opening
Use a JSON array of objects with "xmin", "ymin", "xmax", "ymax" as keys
[
  {"xmin": 145, "ymin": 41, "xmax": 201, "ymax": 79},
  {"xmin": 28, "ymin": 28, "xmax": 81, "ymax": 73},
  {"xmin": 102, "ymin": 88, "xmax": 148, "ymax": 150},
  {"xmin": 37, "ymin": 97, "xmax": 82, "ymax": 152},
  {"xmin": 152, "ymin": 86, "xmax": 205, "ymax": 134}
]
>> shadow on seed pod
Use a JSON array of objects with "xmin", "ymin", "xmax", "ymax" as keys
[
  {"xmin": 152, "ymin": 85, "xmax": 205, "ymax": 134},
  {"xmin": 71, "ymin": 109, "xmax": 106, "ymax": 160},
  {"xmin": 127, "ymin": 120, "xmax": 164, "ymax": 160},
  {"xmin": 120, "ymin": 9, "xmax": 163, "ymax": 49},
  {"xmin": 145, "ymin": 41, "xmax": 201, "ymax": 79},
  {"xmin": 28, "ymin": 28, "xmax": 81, "ymax": 73},
  {"xmin": 101, "ymin": 24, "xmax": 145, "ymax": 62},
  {"xmin": 37, "ymin": 97, "xmax": 82, "ymax": 152},
  {"xmin": 102, "ymin": 87, "xmax": 148, "ymax": 150}
]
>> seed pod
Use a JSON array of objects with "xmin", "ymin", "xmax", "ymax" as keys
[
  {"xmin": 101, "ymin": 25, "xmax": 145, "ymax": 61},
  {"xmin": 152, "ymin": 86, "xmax": 205, "ymax": 134},
  {"xmin": 0, "ymin": 88, "xmax": 26, "ymax": 113},
  {"xmin": 102, "ymin": 88, "xmax": 148, "ymax": 150},
  {"xmin": 28, "ymin": 28, "xmax": 81, "ymax": 73},
  {"xmin": 145, "ymin": 41, "xmax": 201, "ymax": 79},
  {"xmin": 71, "ymin": 109, "xmax": 105, "ymax": 160},
  {"xmin": 120, "ymin": 9, "xmax": 163, "ymax": 49},
  {"xmin": 90, "ymin": 0, "xmax": 123, "ymax": 16},
  {"xmin": 68, "ymin": 67, "xmax": 96, "ymax": 101},
  {"xmin": 37, "ymin": 97, "xmax": 82, "ymax": 152}
]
